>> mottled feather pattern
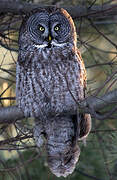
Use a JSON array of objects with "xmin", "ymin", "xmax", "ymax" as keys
[
  {"xmin": 16, "ymin": 7, "xmax": 91, "ymax": 177},
  {"xmin": 16, "ymin": 46, "xmax": 84, "ymax": 117}
]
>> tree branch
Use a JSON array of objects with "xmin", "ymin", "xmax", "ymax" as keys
[
  {"xmin": 0, "ymin": 106, "xmax": 24, "ymax": 124},
  {"xmin": 0, "ymin": 89, "xmax": 117, "ymax": 124},
  {"xmin": 81, "ymin": 89, "xmax": 117, "ymax": 111},
  {"xmin": 0, "ymin": 0, "xmax": 117, "ymax": 19}
]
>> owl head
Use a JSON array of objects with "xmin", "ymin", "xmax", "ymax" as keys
[{"xmin": 19, "ymin": 7, "xmax": 77, "ymax": 49}]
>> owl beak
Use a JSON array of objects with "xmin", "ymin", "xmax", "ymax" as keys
[
  {"xmin": 45, "ymin": 35, "xmax": 52, "ymax": 48},
  {"xmin": 48, "ymin": 35, "xmax": 52, "ymax": 42},
  {"xmin": 46, "ymin": 35, "xmax": 52, "ymax": 48}
]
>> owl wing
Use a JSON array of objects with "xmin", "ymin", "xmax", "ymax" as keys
[
  {"xmin": 76, "ymin": 48, "xmax": 91, "ymax": 140},
  {"xmin": 77, "ymin": 48, "xmax": 87, "ymax": 94}
]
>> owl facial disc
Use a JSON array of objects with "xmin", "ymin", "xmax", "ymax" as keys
[{"xmin": 25, "ymin": 8, "xmax": 74, "ymax": 49}]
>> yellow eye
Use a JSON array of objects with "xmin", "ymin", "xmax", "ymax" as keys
[
  {"xmin": 39, "ymin": 26, "xmax": 45, "ymax": 32},
  {"xmin": 54, "ymin": 25, "xmax": 60, "ymax": 31}
]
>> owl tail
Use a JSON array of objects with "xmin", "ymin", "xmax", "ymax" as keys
[
  {"xmin": 45, "ymin": 115, "xmax": 80, "ymax": 177},
  {"xmin": 33, "ymin": 113, "xmax": 91, "ymax": 177},
  {"xmin": 47, "ymin": 142, "xmax": 80, "ymax": 177}
]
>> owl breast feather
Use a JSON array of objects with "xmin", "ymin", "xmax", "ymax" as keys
[{"xmin": 16, "ymin": 47, "xmax": 84, "ymax": 118}]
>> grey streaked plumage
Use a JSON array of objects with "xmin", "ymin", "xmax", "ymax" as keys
[{"xmin": 16, "ymin": 7, "xmax": 91, "ymax": 177}]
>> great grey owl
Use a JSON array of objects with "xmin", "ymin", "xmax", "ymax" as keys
[{"xmin": 16, "ymin": 7, "xmax": 91, "ymax": 177}]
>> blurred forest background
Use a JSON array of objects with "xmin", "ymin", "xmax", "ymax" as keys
[{"xmin": 0, "ymin": 0, "xmax": 117, "ymax": 179}]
